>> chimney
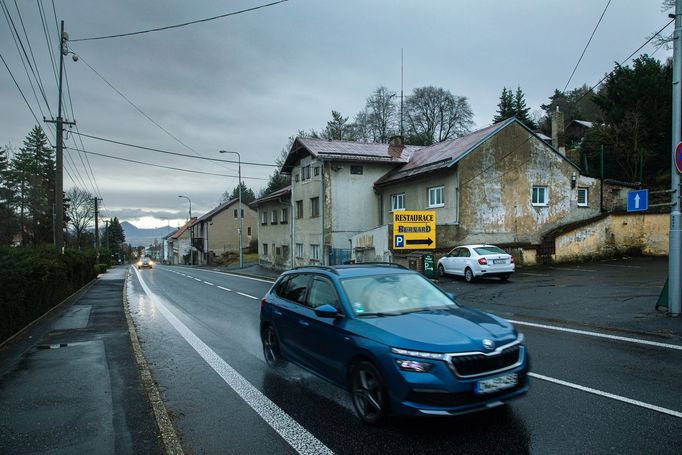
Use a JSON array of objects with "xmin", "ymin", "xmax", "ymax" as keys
[
  {"xmin": 551, "ymin": 106, "xmax": 566, "ymax": 156},
  {"xmin": 388, "ymin": 135, "xmax": 405, "ymax": 158}
]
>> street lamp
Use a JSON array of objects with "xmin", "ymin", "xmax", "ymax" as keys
[
  {"xmin": 178, "ymin": 195, "xmax": 192, "ymax": 219},
  {"xmin": 219, "ymin": 150, "xmax": 243, "ymax": 268}
]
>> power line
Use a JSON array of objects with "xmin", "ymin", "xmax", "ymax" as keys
[
  {"xmin": 563, "ymin": 0, "xmax": 612, "ymax": 92},
  {"xmin": 71, "ymin": 0, "xmax": 289, "ymax": 42},
  {"xmin": 64, "ymin": 146, "xmax": 268, "ymax": 180},
  {"xmin": 70, "ymin": 131, "xmax": 279, "ymax": 167},
  {"xmin": 36, "ymin": 0, "xmax": 59, "ymax": 88},
  {"xmin": 74, "ymin": 53, "xmax": 238, "ymax": 174},
  {"xmin": 0, "ymin": 51, "xmax": 46, "ymax": 141}
]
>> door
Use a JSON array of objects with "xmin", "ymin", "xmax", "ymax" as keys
[{"xmin": 274, "ymin": 273, "xmax": 311, "ymax": 365}]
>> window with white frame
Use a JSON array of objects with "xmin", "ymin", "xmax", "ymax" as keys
[
  {"xmin": 295, "ymin": 243, "xmax": 304, "ymax": 258},
  {"xmin": 263, "ymin": 243, "xmax": 268, "ymax": 255},
  {"xmin": 532, "ymin": 185, "xmax": 549, "ymax": 206},
  {"xmin": 271, "ymin": 210, "xmax": 277, "ymax": 224},
  {"xmin": 260, "ymin": 211, "xmax": 267, "ymax": 225},
  {"xmin": 310, "ymin": 244, "xmax": 320, "ymax": 261},
  {"xmin": 281, "ymin": 207, "xmax": 288, "ymax": 223},
  {"xmin": 428, "ymin": 186, "xmax": 444, "ymax": 208},
  {"xmin": 391, "ymin": 193, "xmax": 405, "ymax": 211},
  {"xmin": 577, "ymin": 188, "xmax": 588, "ymax": 207}
]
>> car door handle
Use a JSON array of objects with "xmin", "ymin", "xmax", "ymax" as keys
[
  {"xmin": 273, "ymin": 309, "xmax": 282, "ymax": 316},
  {"xmin": 298, "ymin": 320, "xmax": 310, "ymax": 327}
]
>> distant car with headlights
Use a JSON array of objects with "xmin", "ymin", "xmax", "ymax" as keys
[
  {"xmin": 259, "ymin": 263, "xmax": 529, "ymax": 424},
  {"xmin": 437, "ymin": 244, "xmax": 515, "ymax": 283},
  {"xmin": 137, "ymin": 257, "xmax": 153, "ymax": 270}
]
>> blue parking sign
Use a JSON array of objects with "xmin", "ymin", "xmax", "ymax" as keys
[
  {"xmin": 627, "ymin": 189, "xmax": 648, "ymax": 212},
  {"xmin": 394, "ymin": 235, "xmax": 404, "ymax": 248}
]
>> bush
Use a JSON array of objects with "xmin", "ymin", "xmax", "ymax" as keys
[
  {"xmin": 94, "ymin": 263, "xmax": 110, "ymax": 274},
  {"xmin": 0, "ymin": 247, "xmax": 99, "ymax": 343}
]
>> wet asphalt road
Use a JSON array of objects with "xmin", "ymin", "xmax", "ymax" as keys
[{"xmin": 127, "ymin": 261, "xmax": 682, "ymax": 454}]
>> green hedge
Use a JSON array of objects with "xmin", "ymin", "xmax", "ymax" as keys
[{"xmin": 0, "ymin": 247, "xmax": 99, "ymax": 343}]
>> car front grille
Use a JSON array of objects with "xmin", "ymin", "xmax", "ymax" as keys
[{"xmin": 448, "ymin": 344, "xmax": 521, "ymax": 378}]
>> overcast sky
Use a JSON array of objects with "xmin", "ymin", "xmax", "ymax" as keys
[{"xmin": 0, "ymin": 0, "xmax": 672, "ymax": 229}]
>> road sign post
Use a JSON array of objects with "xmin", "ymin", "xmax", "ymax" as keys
[
  {"xmin": 393, "ymin": 211, "xmax": 436, "ymax": 250},
  {"xmin": 626, "ymin": 189, "xmax": 648, "ymax": 213}
]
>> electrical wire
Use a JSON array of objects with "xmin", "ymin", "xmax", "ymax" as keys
[
  {"xmin": 70, "ymin": 131, "xmax": 279, "ymax": 167},
  {"xmin": 36, "ymin": 0, "xmax": 59, "ymax": 89},
  {"xmin": 64, "ymin": 146, "xmax": 268, "ymax": 180},
  {"xmin": 563, "ymin": 0, "xmax": 612, "ymax": 92},
  {"xmin": 71, "ymin": 0, "xmax": 289, "ymax": 42}
]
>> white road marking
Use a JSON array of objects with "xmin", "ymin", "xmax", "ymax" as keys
[
  {"xmin": 217, "ymin": 286, "xmax": 231, "ymax": 291},
  {"xmin": 133, "ymin": 269, "xmax": 333, "ymax": 455},
  {"xmin": 237, "ymin": 292, "xmax": 258, "ymax": 300},
  {"xmin": 529, "ymin": 372, "xmax": 682, "ymax": 419},
  {"xmin": 194, "ymin": 278, "xmax": 202, "ymax": 282},
  {"xmin": 186, "ymin": 275, "xmax": 194, "ymax": 279},
  {"xmin": 509, "ymin": 319, "xmax": 682, "ymax": 351},
  {"xmin": 171, "ymin": 266, "xmax": 276, "ymax": 284},
  {"xmin": 204, "ymin": 281, "xmax": 214, "ymax": 286}
]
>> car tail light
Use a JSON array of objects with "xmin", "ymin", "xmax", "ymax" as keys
[
  {"xmin": 478, "ymin": 257, "xmax": 487, "ymax": 265},
  {"xmin": 260, "ymin": 297, "xmax": 267, "ymax": 310}
]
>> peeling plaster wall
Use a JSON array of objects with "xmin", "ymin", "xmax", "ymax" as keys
[
  {"xmin": 555, "ymin": 213, "xmax": 669, "ymax": 261},
  {"xmin": 457, "ymin": 123, "xmax": 601, "ymax": 245},
  {"xmin": 351, "ymin": 224, "xmax": 391, "ymax": 262}
]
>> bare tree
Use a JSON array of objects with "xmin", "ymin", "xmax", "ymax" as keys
[
  {"xmin": 404, "ymin": 86, "xmax": 474, "ymax": 145},
  {"xmin": 66, "ymin": 187, "xmax": 95, "ymax": 250},
  {"xmin": 364, "ymin": 86, "xmax": 399, "ymax": 143}
]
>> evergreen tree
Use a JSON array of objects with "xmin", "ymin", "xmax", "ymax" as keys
[
  {"xmin": 9, "ymin": 126, "xmax": 54, "ymax": 245},
  {"xmin": 106, "ymin": 217, "xmax": 125, "ymax": 253},
  {"xmin": 0, "ymin": 146, "xmax": 17, "ymax": 245},
  {"xmin": 493, "ymin": 87, "xmax": 515, "ymax": 123},
  {"xmin": 513, "ymin": 86, "xmax": 536, "ymax": 129},
  {"xmin": 221, "ymin": 181, "xmax": 256, "ymax": 205}
]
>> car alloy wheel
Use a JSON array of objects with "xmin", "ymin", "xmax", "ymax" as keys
[
  {"xmin": 261, "ymin": 325, "xmax": 284, "ymax": 368},
  {"xmin": 464, "ymin": 267, "xmax": 474, "ymax": 283},
  {"xmin": 350, "ymin": 361, "xmax": 387, "ymax": 425}
]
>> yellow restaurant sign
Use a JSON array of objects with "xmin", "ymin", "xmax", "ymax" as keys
[{"xmin": 392, "ymin": 211, "xmax": 436, "ymax": 250}]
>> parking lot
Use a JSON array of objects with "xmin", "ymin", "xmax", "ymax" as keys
[{"xmin": 434, "ymin": 255, "xmax": 680, "ymax": 339}]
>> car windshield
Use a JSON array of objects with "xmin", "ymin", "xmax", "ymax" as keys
[
  {"xmin": 474, "ymin": 246, "xmax": 506, "ymax": 255},
  {"xmin": 340, "ymin": 273, "xmax": 456, "ymax": 317}
]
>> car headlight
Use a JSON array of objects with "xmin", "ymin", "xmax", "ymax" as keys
[
  {"xmin": 395, "ymin": 359, "xmax": 434, "ymax": 372},
  {"xmin": 391, "ymin": 347, "xmax": 445, "ymax": 360}
]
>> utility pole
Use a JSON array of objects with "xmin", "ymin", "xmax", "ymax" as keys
[
  {"xmin": 669, "ymin": 0, "xmax": 682, "ymax": 316},
  {"xmin": 94, "ymin": 197, "xmax": 102, "ymax": 262},
  {"xmin": 44, "ymin": 21, "xmax": 75, "ymax": 254}
]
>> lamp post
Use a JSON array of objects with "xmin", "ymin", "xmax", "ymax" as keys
[
  {"xmin": 218, "ymin": 150, "xmax": 243, "ymax": 268},
  {"xmin": 177, "ymin": 195, "xmax": 192, "ymax": 220}
]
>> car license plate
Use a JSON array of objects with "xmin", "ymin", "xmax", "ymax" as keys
[
  {"xmin": 493, "ymin": 259, "xmax": 506, "ymax": 264},
  {"xmin": 475, "ymin": 373, "xmax": 518, "ymax": 394}
]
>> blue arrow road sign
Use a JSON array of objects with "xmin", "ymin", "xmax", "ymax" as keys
[{"xmin": 627, "ymin": 189, "xmax": 648, "ymax": 212}]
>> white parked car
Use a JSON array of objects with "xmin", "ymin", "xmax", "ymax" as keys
[{"xmin": 437, "ymin": 244, "xmax": 515, "ymax": 283}]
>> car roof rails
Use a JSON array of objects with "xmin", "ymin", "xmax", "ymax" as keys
[
  {"xmin": 290, "ymin": 265, "xmax": 340, "ymax": 275},
  {"xmin": 338, "ymin": 262, "xmax": 408, "ymax": 270}
]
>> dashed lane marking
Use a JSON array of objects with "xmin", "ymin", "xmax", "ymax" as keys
[
  {"xmin": 529, "ymin": 372, "xmax": 682, "ymax": 419},
  {"xmin": 194, "ymin": 278, "xmax": 202, "ymax": 282},
  {"xmin": 204, "ymin": 281, "xmax": 214, "ymax": 286},
  {"xmin": 237, "ymin": 292, "xmax": 258, "ymax": 300},
  {"xmin": 509, "ymin": 319, "xmax": 682, "ymax": 351},
  {"xmin": 217, "ymin": 286, "xmax": 231, "ymax": 291},
  {"xmin": 133, "ymin": 269, "xmax": 332, "ymax": 454}
]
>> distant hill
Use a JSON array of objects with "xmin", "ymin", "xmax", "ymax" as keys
[{"xmin": 121, "ymin": 221, "xmax": 175, "ymax": 247}]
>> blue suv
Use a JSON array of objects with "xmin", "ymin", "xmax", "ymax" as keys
[{"xmin": 260, "ymin": 263, "xmax": 529, "ymax": 424}]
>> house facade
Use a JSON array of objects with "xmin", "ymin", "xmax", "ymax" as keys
[
  {"xmin": 252, "ymin": 185, "xmax": 291, "ymax": 270},
  {"xmin": 191, "ymin": 198, "xmax": 257, "ymax": 264},
  {"xmin": 374, "ymin": 118, "xmax": 603, "ymax": 248},
  {"xmin": 280, "ymin": 137, "xmax": 420, "ymax": 266},
  {"xmin": 169, "ymin": 218, "xmax": 196, "ymax": 265}
]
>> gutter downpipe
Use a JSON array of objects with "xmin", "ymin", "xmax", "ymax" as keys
[{"xmin": 321, "ymin": 159, "xmax": 326, "ymax": 265}]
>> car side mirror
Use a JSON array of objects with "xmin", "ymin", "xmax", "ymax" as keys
[
  {"xmin": 446, "ymin": 292, "xmax": 457, "ymax": 301},
  {"xmin": 314, "ymin": 304, "xmax": 340, "ymax": 318}
]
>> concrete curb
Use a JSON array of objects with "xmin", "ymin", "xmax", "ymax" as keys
[{"xmin": 122, "ymin": 270, "xmax": 184, "ymax": 455}]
